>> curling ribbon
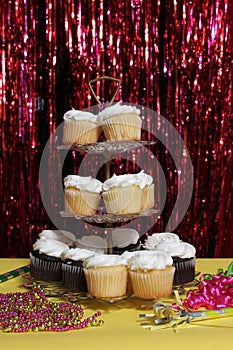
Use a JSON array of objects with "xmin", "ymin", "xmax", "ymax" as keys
[{"xmin": 181, "ymin": 262, "xmax": 233, "ymax": 311}]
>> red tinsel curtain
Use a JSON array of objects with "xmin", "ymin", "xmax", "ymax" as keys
[{"xmin": 0, "ymin": 0, "xmax": 232, "ymax": 257}]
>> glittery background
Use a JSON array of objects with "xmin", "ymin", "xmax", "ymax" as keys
[{"xmin": 0, "ymin": 0, "xmax": 232, "ymax": 257}]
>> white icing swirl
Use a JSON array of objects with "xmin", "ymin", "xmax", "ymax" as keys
[
  {"xmin": 97, "ymin": 102, "xmax": 141, "ymax": 123},
  {"xmin": 135, "ymin": 170, "xmax": 153, "ymax": 187},
  {"xmin": 33, "ymin": 238, "xmax": 69, "ymax": 258},
  {"xmin": 144, "ymin": 232, "xmax": 196, "ymax": 259},
  {"xmin": 64, "ymin": 175, "xmax": 102, "ymax": 193},
  {"xmin": 77, "ymin": 235, "xmax": 107, "ymax": 254},
  {"xmin": 83, "ymin": 254, "xmax": 127, "ymax": 269},
  {"xmin": 102, "ymin": 171, "xmax": 153, "ymax": 191},
  {"xmin": 121, "ymin": 250, "xmax": 144, "ymax": 261},
  {"xmin": 103, "ymin": 173, "xmax": 140, "ymax": 191},
  {"xmin": 127, "ymin": 250, "xmax": 173, "ymax": 271},
  {"xmin": 61, "ymin": 248, "xmax": 95, "ymax": 262},
  {"xmin": 63, "ymin": 109, "xmax": 97, "ymax": 123},
  {"xmin": 39, "ymin": 230, "xmax": 77, "ymax": 246},
  {"xmin": 112, "ymin": 228, "xmax": 139, "ymax": 248}
]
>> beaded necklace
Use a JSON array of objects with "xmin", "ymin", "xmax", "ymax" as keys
[{"xmin": 0, "ymin": 288, "xmax": 103, "ymax": 332}]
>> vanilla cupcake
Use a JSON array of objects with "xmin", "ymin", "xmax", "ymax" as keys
[
  {"xmin": 64, "ymin": 175, "xmax": 102, "ymax": 215},
  {"xmin": 83, "ymin": 254, "xmax": 128, "ymax": 298},
  {"xmin": 121, "ymin": 250, "xmax": 145, "ymax": 295},
  {"xmin": 144, "ymin": 232, "xmax": 196, "ymax": 285},
  {"xmin": 61, "ymin": 248, "xmax": 95, "ymax": 292},
  {"xmin": 128, "ymin": 250, "xmax": 175, "ymax": 299},
  {"xmin": 62, "ymin": 109, "xmax": 101, "ymax": 145},
  {"xmin": 111, "ymin": 228, "xmax": 141, "ymax": 255},
  {"xmin": 97, "ymin": 102, "xmax": 142, "ymax": 141},
  {"xmin": 39, "ymin": 229, "xmax": 77, "ymax": 247},
  {"xmin": 135, "ymin": 170, "xmax": 154, "ymax": 210},
  {"xmin": 102, "ymin": 173, "xmax": 142, "ymax": 214},
  {"xmin": 30, "ymin": 238, "xmax": 69, "ymax": 282},
  {"xmin": 76, "ymin": 235, "xmax": 107, "ymax": 254}
]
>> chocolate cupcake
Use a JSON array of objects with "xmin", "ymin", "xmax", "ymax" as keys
[
  {"xmin": 61, "ymin": 248, "xmax": 95, "ymax": 292},
  {"xmin": 111, "ymin": 228, "xmax": 141, "ymax": 255},
  {"xmin": 30, "ymin": 238, "xmax": 70, "ymax": 282},
  {"xmin": 39, "ymin": 229, "xmax": 77, "ymax": 247},
  {"xmin": 76, "ymin": 235, "xmax": 107, "ymax": 254},
  {"xmin": 143, "ymin": 232, "xmax": 196, "ymax": 285}
]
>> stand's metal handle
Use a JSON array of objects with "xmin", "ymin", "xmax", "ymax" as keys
[{"xmin": 88, "ymin": 76, "xmax": 121, "ymax": 106}]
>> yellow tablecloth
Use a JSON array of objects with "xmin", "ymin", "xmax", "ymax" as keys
[{"xmin": 0, "ymin": 258, "xmax": 233, "ymax": 350}]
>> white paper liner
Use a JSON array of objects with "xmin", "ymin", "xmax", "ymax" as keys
[
  {"xmin": 65, "ymin": 188, "xmax": 101, "ymax": 215},
  {"xmin": 63, "ymin": 119, "xmax": 101, "ymax": 145},
  {"xmin": 102, "ymin": 185, "xmax": 142, "ymax": 214},
  {"xmin": 101, "ymin": 113, "xmax": 142, "ymax": 141},
  {"xmin": 141, "ymin": 183, "xmax": 155, "ymax": 210},
  {"xmin": 129, "ymin": 265, "xmax": 175, "ymax": 299},
  {"xmin": 84, "ymin": 265, "xmax": 127, "ymax": 298}
]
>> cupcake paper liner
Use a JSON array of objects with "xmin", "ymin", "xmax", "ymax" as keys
[
  {"xmin": 141, "ymin": 184, "xmax": 155, "ymax": 210},
  {"xmin": 61, "ymin": 262, "xmax": 87, "ymax": 292},
  {"xmin": 129, "ymin": 265, "xmax": 175, "ymax": 299},
  {"xmin": 30, "ymin": 252, "xmax": 62, "ymax": 282},
  {"xmin": 63, "ymin": 119, "xmax": 101, "ymax": 145},
  {"xmin": 84, "ymin": 265, "xmax": 127, "ymax": 298},
  {"xmin": 172, "ymin": 256, "xmax": 196, "ymax": 285},
  {"xmin": 102, "ymin": 185, "xmax": 142, "ymax": 214},
  {"xmin": 101, "ymin": 113, "xmax": 142, "ymax": 141},
  {"xmin": 65, "ymin": 188, "xmax": 101, "ymax": 215}
]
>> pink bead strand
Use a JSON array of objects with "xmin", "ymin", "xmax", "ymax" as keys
[{"xmin": 0, "ymin": 288, "xmax": 103, "ymax": 333}]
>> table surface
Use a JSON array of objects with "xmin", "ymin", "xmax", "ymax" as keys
[{"xmin": 0, "ymin": 258, "xmax": 233, "ymax": 350}]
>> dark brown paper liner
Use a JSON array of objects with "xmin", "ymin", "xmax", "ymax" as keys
[
  {"xmin": 61, "ymin": 261, "xmax": 87, "ymax": 292},
  {"xmin": 30, "ymin": 252, "xmax": 62, "ymax": 282},
  {"xmin": 172, "ymin": 256, "xmax": 196, "ymax": 285}
]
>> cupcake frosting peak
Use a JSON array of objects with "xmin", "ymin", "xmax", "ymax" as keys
[
  {"xmin": 97, "ymin": 102, "xmax": 141, "ymax": 123},
  {"xmin": 39, "ymin": 229, "xmax": 77, "ymax": 246},
  {"xmin": 83, "ymin": 254, "xmax": 127, "ymax": 269},
  {"xmin": 61, "ymin": 248, "xmax": 95, "ymax": 262},
  {"xmin": 112, "ymin": 228, "xmax": 139, "ymax": 248},
  {"xmin": 135, "ymin": 170, "xmax": 153, "ymax": 186},
  {"xmin": 33, "ymin": 238, "xmax": 69, "ymax": 258},
  {"xmin": 128, "ymin": 250, "xmax": 173, "ymax": 271},
  {"xmin": 144, "ymin": 232, "xmax": 196, "ymax": 259},
  {"xmin": 103, "ymin": 172, "xmax": 152, "ymax": 191},
  {"xmin": 64, "ymin": 175, "xmax": 102, "ymax": 193},
  {"xmin": 63, "ymin": 109, "xmax": 97, "ymax": 123}
]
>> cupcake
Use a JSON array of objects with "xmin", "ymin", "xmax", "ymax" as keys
[
  {"xmin": 64, "ymin": 175, "xmax": 102, "ymax": 215},
  {"xmin": 102, "ymin": 173, "xmax": 142, "ymax": 214},
  {"xmin": 61, "ymin": 248, "xmax": 95, "ymax": 292},
  {"xmin": 83, "ymin": 254, "xmax": 128, "ymax": 298},
  {"xmin": 135, "ymin": 170, "xmax": 154, "ymax": 210},
  {"xmin": 111, "ymin": 228, "xmax": 141, "ymax": 255},
  {"xmin": 62, "ymin": 109, "xmax": 101, "ymax": 145},
  {"xmin": 121, "ymin": 250, "xmax": 145, "ymax": 295},
  {"xmin": 76, "ymin": 235, "xmax": 107, "ymax": 254},
  {"xmin": 30, "ymin": 238, "xmax": 69, "ymax": 282},
  {"xmin": 127, "ymin": 250, "xmax": 175, "ymax": 299},
  {"xmin": 97, "ymin": 102, "xmax": 142, "ymax": 141},
  {"xmin": 143, "ymin": 232, "xmax": 196, "ymax": 285},
  {"xmin": 39, "ymin": 229, "xmax": 77, "ymax": 247}
]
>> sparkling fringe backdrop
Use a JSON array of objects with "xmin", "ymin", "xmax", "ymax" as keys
[{"xmin": 0, "ymin": 0, "xmax": 232, "ymax": 257}]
